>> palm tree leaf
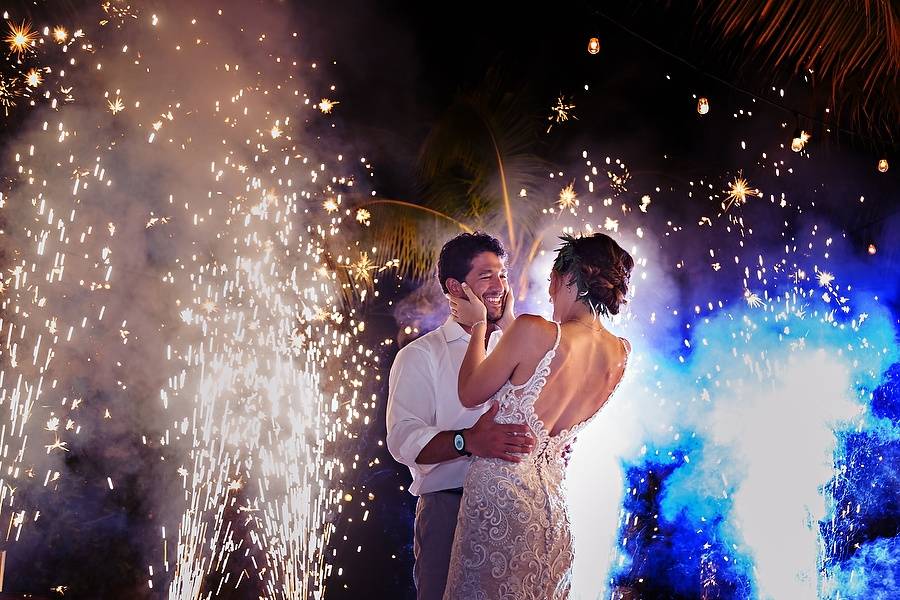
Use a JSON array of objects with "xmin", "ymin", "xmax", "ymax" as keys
[
  {"xmin": 693, "ymin": 0, "xmax": 899, "ymax": 140},
  {"xmin": 349, "ymin": 197, "xmax": 473, "ymax": 282},
  {"xmin": 416, "ymin": 68, "xmax": 552, "ymax": 254}
]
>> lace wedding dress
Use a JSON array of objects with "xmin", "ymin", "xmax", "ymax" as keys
[{"xmin": 443, "ymin": 321, "xmax": 629, "ymax": 600}]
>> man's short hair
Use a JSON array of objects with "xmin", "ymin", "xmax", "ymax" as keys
[{"xmin": 437, "ymin": 232, "xmax": 507, "ymax": 293}]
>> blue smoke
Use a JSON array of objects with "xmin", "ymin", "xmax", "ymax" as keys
[{"xmin": 606, "ymin": 269, "xmax": 899, "ymax": 598}]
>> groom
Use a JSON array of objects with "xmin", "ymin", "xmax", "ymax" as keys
[{"xmin": 386, "ymin": 232, "xmax": 535, "ymax": 600}]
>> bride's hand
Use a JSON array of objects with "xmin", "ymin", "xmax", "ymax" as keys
[
  {"xmin": 497, "ymin": 287, "xmax": 516, "ymax": 331},
  {"xmin": 449, "ymin": 283, "xmax": 487, "ymax": 326}
]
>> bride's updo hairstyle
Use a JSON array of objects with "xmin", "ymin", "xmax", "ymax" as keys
[{"xmin": 551, "ymin": 233, "xmax": 634, "ymax": 317}]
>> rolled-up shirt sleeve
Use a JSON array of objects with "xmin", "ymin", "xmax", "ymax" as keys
[{"xmin": 386, "ymin": 345, "xmax": 440, "ymax": 473}]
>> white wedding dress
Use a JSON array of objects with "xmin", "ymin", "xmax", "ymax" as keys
[{"xmin": 443, "ymin": 321, "xmax": 629, "ymax": 600}]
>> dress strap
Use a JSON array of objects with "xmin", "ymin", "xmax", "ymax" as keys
[{"xmin": 551, "ymin": 320, "xmax": 562, "ymax": 351}]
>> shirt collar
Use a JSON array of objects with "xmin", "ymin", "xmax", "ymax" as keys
[
  {"xmin": 440, "ymin": 317, "xmax": 470, "ymax": 342},
  {"xmin": 440, "ymin": 317, "xmax": 502, "ymax": 343}
]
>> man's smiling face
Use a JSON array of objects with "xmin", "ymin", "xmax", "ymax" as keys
[{"xmin": 463, "ymin": 251, "xmax": 509, "ymax": 322}]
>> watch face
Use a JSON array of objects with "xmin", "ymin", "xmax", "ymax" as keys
[{"xmin": 453, "ymin": 434, "xmax": 464, "ymax": 451}]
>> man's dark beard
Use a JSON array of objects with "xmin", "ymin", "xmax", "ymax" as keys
[{"xmin": 486, "ymin": 300, "xmax": 505, "ymax": 323}]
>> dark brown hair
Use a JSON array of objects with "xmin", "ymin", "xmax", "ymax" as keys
[
  {"xmin": 552, "ymin": 233, "xmax": 634, "ymax": 316},
  {"xmin": 437, "ymin": 232, "xmax": 507, "ymax": 293}
]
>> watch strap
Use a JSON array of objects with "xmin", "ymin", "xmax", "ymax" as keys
[{"xmin": 453, "ymin": 429, "xmax": 471, "ymax": 456}]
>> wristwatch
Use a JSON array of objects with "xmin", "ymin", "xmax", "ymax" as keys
[{"xmin": 453, "ymin": 430, "xmax": 471, "ymax": 457}]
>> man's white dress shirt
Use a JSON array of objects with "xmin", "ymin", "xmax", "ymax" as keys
[{"xmin": 386, "ymin": 318, "xmax": 501, "ymax": 495}]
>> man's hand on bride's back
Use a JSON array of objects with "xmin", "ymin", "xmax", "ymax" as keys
[{"xmin": 466, "ymin": 402, "xmax": 534, "ymax": 462}]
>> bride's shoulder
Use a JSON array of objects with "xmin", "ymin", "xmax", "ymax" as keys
[{"xmin": 510, "ymin": 314, "xmax": 557, "ymax": 337}]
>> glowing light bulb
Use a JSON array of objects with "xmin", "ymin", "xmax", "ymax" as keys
[
  {"xmin": 867, "ymin": 244, "xmax": 877, "ymax": 255},
  {"xmin": 877, "ymin": 158, "xmax": 889, "ymax": 173},
  {"xmin": 697, "ymin": 97, "xmax": 709, "ymax": 115},
  {"xmin": 587, "ymin": 37, "xmax": 600, "ymax": 55},
  {"xmin": 791, "ymin": 129, "xmax": 811, "ymax": 152}
]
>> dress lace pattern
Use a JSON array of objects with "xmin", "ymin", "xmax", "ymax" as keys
[{"xmin": 443, "ymin": 322, "xmax": 629, "ymax": 600}]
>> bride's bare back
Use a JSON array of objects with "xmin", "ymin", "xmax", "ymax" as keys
[
  {"xmin": 444, "ymin": 314, "xmax": 629, "ymax": 599},
  {"xmin": 507, "ymin": 315, "xmax": 629, "ymax": 437}
]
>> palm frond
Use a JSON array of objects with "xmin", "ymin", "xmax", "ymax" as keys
[
  {"xmin": 417, "ymin": 69, "xmax": 552, "ymax": 255},
  {"xmin": 350, "ymin": 198, "xmax": 473, "ymax": 281},
  {"xmin": 696, "ymin": 0, "xmax": 899, "ymax": 140}
]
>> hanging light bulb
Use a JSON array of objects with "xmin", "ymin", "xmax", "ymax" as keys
[
  {"xmin": 587, "ymin": 37, "xmax": 600, "ymax": 55},
  {"xmin": 877, "ymin": 158, "xmax": 889, "ymax": 173},
  {"xmin": 791, "ymin": 129, "xmax": 811, "ymax": 152},
  {"xmin": 697, "ymin": 97, "xmax": 709, "ymax": 115},
  {"xmin": 791, "ymin": 129, "xmax": 804, "ymax": 152}
]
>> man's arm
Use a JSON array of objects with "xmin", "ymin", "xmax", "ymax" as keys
[
  {"xmin": 386, "ymin": 345, "xmax": 441, "ymax": 472},
  {"xmin": 416, "ymin": 403, "xmax": 534, "ymax": 464},
  {"xmin": 386, "ymin": 346, "xmax": 534, "ymax": 468},
  {"xmin": 415, "ymin": 431, "xmax": 467, "ymax": 465}
]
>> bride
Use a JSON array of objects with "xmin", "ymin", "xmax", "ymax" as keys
[{"xmin": 443, "ymin": 233, "xmax": 633, "ymax": 599}]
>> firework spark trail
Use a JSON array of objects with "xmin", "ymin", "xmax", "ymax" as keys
[
  {"xmin": 0, "ymin": 15, "xmax": 107, "ymax": 552},
  {"xmin": 168, "ymin": 204, "xmax": 352, "ymax": 598},
  {"xmin": 0, "ymin": 2, "xmax": 377, "ymax": 596}
]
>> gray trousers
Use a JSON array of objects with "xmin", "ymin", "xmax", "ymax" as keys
[{"xmin": 413, "ymin": 490, "xmax": 463, "ymax": 600}]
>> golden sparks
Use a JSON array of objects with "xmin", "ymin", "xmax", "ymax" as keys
[
  {"xmin": 6, "ymin": 22, "xmax": 37, "ymax": 57},
  {"xmin": 145, "ymin": 215, "xmax": 170, "ymax": 228},
  {"xmin": 101, "ymin": 1, "xmax": 138, "ymax": 22},
  {"xmin": 817, "ymin": 271, "xmax": 835, "ymax": 287},
  {"xmin": 318, "ymin": 98, "xmax": 339, "ymax": 113},
  {"xmin": 25, "ymin": 69, "xmax": 43, "ymax": 88},
  {"xmin": 722, "ymin": 171, "xmax": 761, "ymax": 211},
  {"xmin": 744, "ymin": 289, "xmax": 765, "ymax": 308},
  {"xmin": 107, "ymin": 96, "xmax": 125, "ymax": 114},
  {"xmin": 323, "ymin": 198, "xmax": 339, "ymax": 213},
  {"xmin": 45, "ymin": 434, "xmax": 69, "ymax": 454},
  {"xmin": 53, "ymin": 27, "xmax": 69, "ymax": 43},
  {"xmin": 355, "ymin": 208, "xmax": 371, "ymax": 224},
  {"xmin": 0, "ymin": 75, "xmax": 18, "ymax": 115},
  {"xmin": 547, "ymin": 95, "xmax": 576, "ymax": 133},
  {"xmin": 558, "ymin": 182, "xmax": 578, "ymax": 211},
  {"xmin": 608, "ymin": 169, "xmax": 631, "ymax": 195},
  {"xmin": 346, "ymin": 252, "xmax": 378, "ymax": 284}
]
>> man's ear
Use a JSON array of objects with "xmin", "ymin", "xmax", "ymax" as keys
[{"xmin": 445, "ymin": 278, "xmax": 465, "ymax": 298}]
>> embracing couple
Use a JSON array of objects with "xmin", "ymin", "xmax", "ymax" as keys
[{"xmin": 387, "ymin": 231, "xmax": 633, "ymax": 599}]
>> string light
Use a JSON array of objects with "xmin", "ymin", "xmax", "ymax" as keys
[
  {"xmin": 587, "ymin": 8, "xmax": 896, "ymax": 168},
  {"xmin": 697, "ymin": 97, "xmax": 709, "ymax": 115},
  {"xmin": 587, "ymin": 37, "xmax": 601, "ymax": 55},
  {"xmin": 791, "ymin": 128, "xmax": 811, "ymax": 153}
]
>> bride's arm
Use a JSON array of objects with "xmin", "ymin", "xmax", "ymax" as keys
[
  {"xmin": 450, "ymin": 284, "xmax": 537, "ymax": 407},
  {"xmin": 457, "ymin": 318, "xmax": 530, "ymax": 407}
]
